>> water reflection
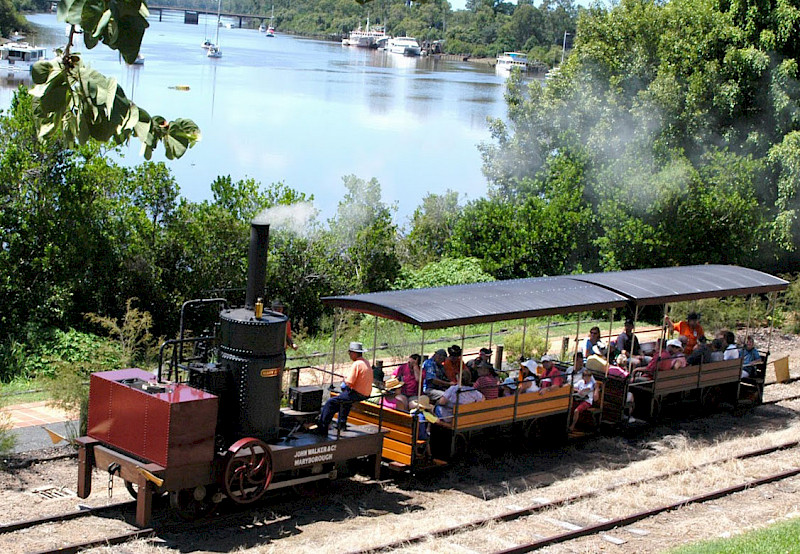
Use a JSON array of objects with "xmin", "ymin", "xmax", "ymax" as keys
[{"xmin": 1, "ymin": 13, "xmax": 513, "ymax": 220}]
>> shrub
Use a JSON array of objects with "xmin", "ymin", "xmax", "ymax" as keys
[{"xmin": 502, "ymin": 329, "xmax": 548, "ymax": 364}]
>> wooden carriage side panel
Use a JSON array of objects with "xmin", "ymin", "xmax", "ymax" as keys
[
  {"xmin": 599, "ymin": 377, "xmax": 626, "ymax": 424},
  {"xmin": 454, "ymin": 387, "xmax": 571, "ymax": 431},
  {"xmin": 653, "ymin": 365, "xmax": 701, "ymax": 396},
  {"xmin": 698, "ymin": 359, "xmax": 743, "ymax": 388}
]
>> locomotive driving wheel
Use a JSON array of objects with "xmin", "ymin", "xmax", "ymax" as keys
[{"xmin": 223, "ymin": 437, "xmax": 273, "ymax": 504}]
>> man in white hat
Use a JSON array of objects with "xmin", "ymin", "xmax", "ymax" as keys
[{"xmin": 315, "ymin": 341, "xmax": 373, "ymax": 435}]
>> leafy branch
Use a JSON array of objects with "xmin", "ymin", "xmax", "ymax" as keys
[{"xmin": 29, "ymin": 0, "xmax": 200, "ymax": 159}]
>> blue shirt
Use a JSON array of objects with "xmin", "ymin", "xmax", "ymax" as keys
[
  {"xmin": 742, "ymin": 347, "xmax": 761, "ymax": 366},
  {"xmin": 422, "ymin": 358, "xmax": 445, "ymax": 391}
]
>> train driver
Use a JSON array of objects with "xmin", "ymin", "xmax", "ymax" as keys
[{"xmin": 314, "ymin": 342, "xmax": 372, "ymax": 435}]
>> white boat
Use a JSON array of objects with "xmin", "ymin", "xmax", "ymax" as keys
[
  {"xmin": 131, "ymin": 54, "xmax": 144, "ymax": 65},
  {"xmin": 0, "ymin": 42, "xmax": 48, "ymax": 73},
  {"xmin": 388, "ymin": 36, "xmax": 420, "ymax": 56},
  {"xmin": 495, "ymin": 52, "xmax": 531, "ymax": 74},
  {"xmin": 207, "ymin": 0, "xmax": 223, "ymax": 58},
  {"xmin": 342, "ymin": 17, "xmax": 387, "ymax": 48}
]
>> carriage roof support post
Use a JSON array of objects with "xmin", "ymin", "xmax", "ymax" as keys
[
  {"xmin": 330, "ymin": 309, "xmax": 338, "ymax": 388},
  {"xmin": 371, "ymin": 315, "xmax": 379, "ymax": 368},
  {"xmin": 627, "ymin": 305, "xmax": 640, "ymax": 374},
  {"xmin": 744, "ymin": 294, "xmax": 753, "ymax": 344},
  {"xmin": 767, "ymin": 292, "xmax": 778, "ymax": 353},
  {"xmin": 521, "ymin": 318, "xmax": 528, "ymax": 359},
  {"xmin": 489, "ymin": 322, "xmax": 494, "ymax": 351},
  {"xmin": 416, "ymin": 329, "xmax": 426, "ymax": 400},
  {"xmin": 573, "ymin": 313, "xmax": 582, "ymax": 363},
  {"xmin": 545, "ymin": 316, "xmax": 552, "ymax": 357},
  {"xmin": 458, "ymin": 326, "xmax": 465, "ymax": 387},
  {"xmin": 605, "ymin": 309, "xmax": 615, "ymax": 368}
]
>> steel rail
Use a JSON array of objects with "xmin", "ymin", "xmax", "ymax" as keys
[
  {"xmin": 351, "ymin": 439, "xmax": 800, "ymax": 554},
  {"xmin": 0, "ymin": 500, "xmax": 136, "ymax": 534},
  {"xmin": 493, "ymin": 467, "xmax": 800, "ymax": 554},
  {"xmin": 29, "ymin": 528, "xmax": 155, "ymax": 554}
]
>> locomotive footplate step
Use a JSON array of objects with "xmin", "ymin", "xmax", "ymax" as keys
[{"xmin": 269, "ymin": 423, "xmax": 386, "ymax": 476}]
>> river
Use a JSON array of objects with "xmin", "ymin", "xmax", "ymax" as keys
[{"xmin": 1, "ymin": 13, "xmax": 514, "ymax": 222}]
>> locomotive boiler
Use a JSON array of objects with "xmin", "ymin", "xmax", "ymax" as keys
[{"xmin": 75, "ymin": 223, "xmax": 385, "ymax": 526}]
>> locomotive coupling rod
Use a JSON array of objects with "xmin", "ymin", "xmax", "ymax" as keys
[{"xmin": 137, "ymin": 467, "xmax": 164, "ymax": 487}]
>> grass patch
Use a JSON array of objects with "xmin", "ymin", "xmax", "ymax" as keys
[{"xmin": 669, "ymin": 517, "xmax": 800, "ymax": 553}]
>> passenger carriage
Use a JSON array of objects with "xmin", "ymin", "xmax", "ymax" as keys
[{"xmin": 322, "ymin": 265, "xmax": 787, "ymax": 472}]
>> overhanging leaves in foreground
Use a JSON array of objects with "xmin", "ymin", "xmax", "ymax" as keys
[
  {"xmin": 27, "ymin": 0, "xmax": 200, "ymax": 159},
  {"xmin": 30, "ymin": 54, "xmax": 200, "ymax": 159}
]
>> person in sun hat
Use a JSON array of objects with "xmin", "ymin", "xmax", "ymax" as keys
[
  {"xmin": 467, "ymin": 347, "xmax": 495, "ymax": 381},
  {"xmin": 315, "ymin": 341, "xmax": 372, "ymax": 435},
  {"xmin": 538, "ymin": 354, "xmax": 564, "ymax": 390}
]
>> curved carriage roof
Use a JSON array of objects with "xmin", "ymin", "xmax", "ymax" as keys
[
  {"xmin": 571, "ymin": 265, "xmax": 788, "ymax": 306},
  {"xmin": 322, "ymin": 265, "xmax": 788, "ymax": 329},
  {"xmin": 322, "ymin": 277, "xmax": 628, "ymax": 330}
]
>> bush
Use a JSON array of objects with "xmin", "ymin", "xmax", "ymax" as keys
[
  {"xmin": 502, "ymin": 328, "xmax": 548, "ymax": 364},
  {"xmin": 0, "ymin": 412, "xmax": 16, "ymax": 456}
]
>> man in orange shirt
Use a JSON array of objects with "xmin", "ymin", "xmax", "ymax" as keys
[
  {"xmin": 664, "ymin": 312, "xmax": 705, "ymax": 355},
  {"xmin": 315, "ymin": 342, "xmax": 372, "ymax": 435},
  {"xmin": 442, "ymin": 344, "xmax": 467, "ymax": 383}
]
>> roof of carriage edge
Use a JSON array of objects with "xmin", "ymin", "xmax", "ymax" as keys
[
  {"xmin": 569, "ymin": 265, "xmax": 789, "ymax": 306},
  {"xmin": 322, "ymin": 266, "xmax": 789, "ymax": 328},
  {"xmin": 321, "ymin": 276, "xmax": 629, "ymax": 330}
]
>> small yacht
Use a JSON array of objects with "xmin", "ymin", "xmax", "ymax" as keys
[
  {"xmin": 207, "ymin": 44, "xmax": 222, "ymax": 58},
  {"xmin": 387, "ymin": 36, "xmax": 420, "ymax": 56}
]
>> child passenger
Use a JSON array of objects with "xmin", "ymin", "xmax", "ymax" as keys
[{"xmin": 570, "ymin": 368, "xmax": 597, "ymax": 431}]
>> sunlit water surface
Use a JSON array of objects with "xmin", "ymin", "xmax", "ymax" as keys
[{"xmin": 1, "ymin": 13, "xmax": 518, "ymax": 221}]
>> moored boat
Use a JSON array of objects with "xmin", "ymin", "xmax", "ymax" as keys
[
  {"xmin": 0, "ymin": 42, "xmax": 48, "ymax": 73},
  {"xmin": 387, "ymin": 36, "xmax": 420, "ymax": 56},
  {"xmin": 342, "ymin": 18, "xmax": 387, "ymax": 48},
  {"xmin": 495, "ymin": 51, "xmax": 530, "ymax": 74}
]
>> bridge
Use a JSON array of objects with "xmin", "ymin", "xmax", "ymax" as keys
[{"xmin": 148, "ymin": 5, "xmax": 271, "ymax": 28}]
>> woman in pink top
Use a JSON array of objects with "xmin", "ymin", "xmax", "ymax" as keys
[{"xmin": 394, "ymin": 354, "xmax": 422, "ymax": 398}]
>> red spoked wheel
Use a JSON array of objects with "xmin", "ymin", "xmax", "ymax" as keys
[{"xmin": 223, "ymin": 437, "xmax": 273, "ymax": 504}]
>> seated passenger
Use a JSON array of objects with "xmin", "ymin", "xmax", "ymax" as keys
[
  {"xmin": 467, "ymin": 347, "xmax": 495, "ymax": 381},
  {"xmin": 570, "ymin": 368, "xmax": 598, "ymax": 431},
  {"xmin": 607, "ymin": 353, "xmax": 631, "ymax": 379},
  {"xmin": 443, "ymin": 344, "xmax": 467, "ymax": 383},
  {"xmin": 473, "ymin": 361, "xmax": 500, "ymax": 399},
  {"xmin": 581, "ymin": 327, "xmax": 607, "ymax": 358},
  {"xmin": 372, "ymin": 376, "xmax": 407, "ymax": 411},
  {"xmin": 518, "ymin": 360, "xmax": 541, "ymax": 393},
  {"xmin": 741, "ymin": 336, "xmax": 762, "ymax": 378},
  {"xmin": 394, "ymin": 353, "xmax": 422, "ymax": 400},
  {"xmin": 686, "ymin": 335, "xmax": 712, "ymax": 365},
  {"xmin": 710, "ymin": 338, "xmax": 725, "ymax": 362},
  {"xmin": 616, "ymin": 319, "xmax": 651, "ymax": 367},
  {"xmin": 636, "ymin": 339, "xmax": 685, "ymax": 380},
  {"xmin": 538, "ymin": 355, "xmax": 564, "ymax": 391},
  {"xmin": 722, "ymin": 330, "xmax": 740, "ymax": 361},
  {"xmin": 422, "ymin": 349, "xmax": 452, "ymax": 402},
  {"xmin": 436, "ymin": 370, "xmax": 484, "ymax": 422},
  {"xmin": 567, "ymin": 351, "xmax": 584, "ymax": 382}
]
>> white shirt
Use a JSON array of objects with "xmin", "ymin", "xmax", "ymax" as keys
[
  {"xmin": 573, "ymin": 376, "xmax": 596, "ymax": 405},
  {"xmin": 723, "ymin": 344, "xmax": 740, "ymax": 361},
  {"xmin": 438, "ymin": 385, "xmax": 484, "ymax": 420}
]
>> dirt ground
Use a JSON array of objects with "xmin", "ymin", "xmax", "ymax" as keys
[{"xmin": 2, "ymin": 331, "xmax": 799, "ymax": 553}]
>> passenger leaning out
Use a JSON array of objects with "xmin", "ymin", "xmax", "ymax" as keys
[
  {"xmin": 570, "ymin": 369, "xmax": 598, "ymax": 431},
  {"xmin": 435, "ymin": 370, "xmax": 484, "ymax": 423},
  {"xmin": 741, "ymin": 336, "xmax": 762, "ymax": 378}
]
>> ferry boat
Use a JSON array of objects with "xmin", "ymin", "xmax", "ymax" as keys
[
  {"xmin": 387, "ymin": 36, "xmax": 421, "ymax": 56},
  {"xmin": 0, "ymin": 43, "xmax": 48, "ymax": 73},
  {"xmin": 495, "ymin": 51, "xmax": 531, "ymax": 74},
  {"xmin": 342, "ymin": 18, "xmax": 387, "ymax": 48}
]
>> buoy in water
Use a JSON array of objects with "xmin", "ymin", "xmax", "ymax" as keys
[{"xmin": 169, "ymin": 85, "xmax": 191, "ymax": 91}]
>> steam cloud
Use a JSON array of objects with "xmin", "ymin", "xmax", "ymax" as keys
[{"xmin": 252, "ymin": 202, "xmax": 317, "ymax": 234}]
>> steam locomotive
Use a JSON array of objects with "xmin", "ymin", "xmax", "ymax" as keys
[{"xmin": 75, "ymin": 223, "xmax": 385, "ymax": 526}]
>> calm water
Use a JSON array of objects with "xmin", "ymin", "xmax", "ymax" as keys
[{"xmin": 1, "ymin": 13, "xmax": 513, "ymax": 221}]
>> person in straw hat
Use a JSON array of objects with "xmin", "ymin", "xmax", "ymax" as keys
[{"xmin": 314, "ymin": 341, "xmax": 372, "ymax": 435}]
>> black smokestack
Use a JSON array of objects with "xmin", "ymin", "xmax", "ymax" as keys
[{"xmin": 245, "ymin": 223, "xmax": 270, "ymax": 310}]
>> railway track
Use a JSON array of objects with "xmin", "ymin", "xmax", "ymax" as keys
[
  {"xmin": 349, "ymin": 434, "xmax": 800, "ymax": 554},
  {"xmin": 3, "ymin": 389, "xmax": 799, "ymax": 553}
]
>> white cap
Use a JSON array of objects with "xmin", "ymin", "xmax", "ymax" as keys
[{"xmin": 666, "ymin": 339, "xmax": 683, "ymax": 349}]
